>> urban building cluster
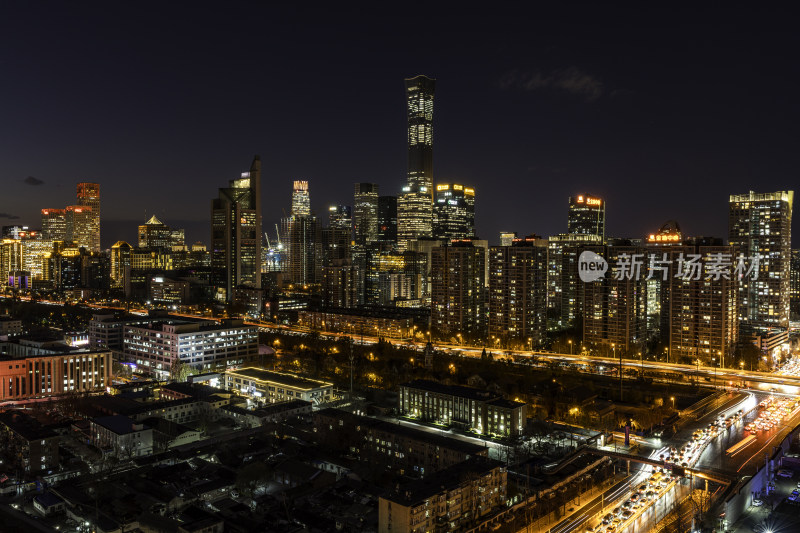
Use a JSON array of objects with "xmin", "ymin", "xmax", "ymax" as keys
[{"xmin": 0, "ymin": 76, "xmax": 795, "ymax": 372}]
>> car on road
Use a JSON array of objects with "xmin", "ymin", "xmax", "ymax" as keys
[
  {"xmin": 752, "ymin": 498, "xmax": 763, "ymax": 507},
  {"xmin": 777, "ymin": 469, "xmax": 794, "ymax": 478},
  {"xmin": 602, "ymin": 513, "xmax": 614, "ymax": 525}
]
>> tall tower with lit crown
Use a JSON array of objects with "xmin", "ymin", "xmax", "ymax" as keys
[
  {"xmin": 398, "ymin": 75, "xmax": 436, "ymax": 250},
  {"xmin": 211, "ymin": 156, "xmax": 262, "ymax": 301}
]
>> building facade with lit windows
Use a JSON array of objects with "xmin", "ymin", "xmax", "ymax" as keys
[
  {"xmin": 76, "ymin": 182, "xmax": 101, "ymax": 252},
  {"xmin": 729, "ymin": 190, "xmax": 793, "ymax": 330},
  {"xmin": 354, "ymin": 182, "xmax": 379, "ymax": 245},
  {"xmin": 488, "ymin": 236, "xmax": 548, "ymax": 347},
  {"xmin": 432, "ymin": 183, "xmax": 475, "ymax": 240},
  {"xmin": 0, "ymin": 351, "xmax": 112, "ymax": 401},
  {"xmin": 122, "ymin": 318, "xmax": 258, "ymax": 378},
  {"xmin": 291, "ymin": 180, "xmax": 311, "ymax": 216},
  {"xmin": 378, "ymin": 196, "xmax": 398, "ymax": 245},
  {"xmin": 41, "ymin": 208, "xmax": 69, "ymax": 241},
  {"xmin": 791, "ymin": 249, "xmax": 800, "ymax": 320},
  {"xmin": 398, "ymin": 75, "xmax": 436, "ymax": 250},
  {"xmin": 378, "ymin": 456, "xmax": 507, "ymax": 533},
  {"xmin": 431, "ymin": 241, "xmax": 486, "ymax": 337},
  {"xmin": 211, "ymin": 156, "xmax": 262, "ymax": 302},
  {"xmin": 399, "ymin": 379, "xmax": 526, "ymax": 438},
  {"xmin": 224, "ymin": 367, "xmax": 333, "ymax": 404},
  {"xmin": 547, "ymin": 233, "xmax": 604, "ymax": 328},
  {"xmin": 568, "ymin": 193, "xmax": 605, "ymax": 237},
  {"xmin": 581, "ymin": 244, "xmax": 648, "ymax": 354}
]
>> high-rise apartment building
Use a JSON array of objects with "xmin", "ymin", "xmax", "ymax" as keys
[
  {"xmin": 397, "ymin": 75, "xmax": 436, "ymax": 250},
  {"xmin": 364, "ymin": 247, "xmax": 427, "ymax": 306},
  {"xmin": 291, "ymin": 180, "xmax": 311, "ymax": 216},
  {"xmin": 353, "ymin": 183, "xmax": 379, "ymax": 246},
  {"xmin": 76, "ymin": 182, "xmax": 101, "ymax": 251},
  {"xmin": 431, "ymin": 241, "xmax": 486, "ymax": 337},
  {"xmin": 489, "ymin": 236, "xmax": 548, "ymax": 347},
  {"xmin": 378, "ymin": 196, "xmax": 398, "ymax": 245},
  {"xmin": 568, "ymin": 194, "xmax": 605, "ymax": 237},
  {"xmin": 500, "ymin": 232, "xmax": 517, "ymax": 247},
  {"xmin": 729, "ymin": 191, "xmax": 793, "ymax": 329},
  {"xmin": 547, "ymin": 233, "xmax": 604, "ymax": 327},
  {"xmin": 582, "ymin": 245, "xmax": 647, "ymax": 354},
  {"xmin": 433, "ymin": 183, "xmax": 475, "ymax": 240},
  {"xmin": 282, "ymin": 215, "xmax": 320, "ymax": 285},
  {"xmin": 211, "ymin": 156, "xmax": 262, "ymax": 301}
]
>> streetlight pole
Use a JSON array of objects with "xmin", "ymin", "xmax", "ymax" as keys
[
  {"xmin": 712, "ymin": 357, "xmax": 717, "ymax": 389},
  {"xmin": 614, "ymin": 344, "xmax": 622, "ymax": 401},
  {"xmin": 568, "ymin": 340, "xmax": 573, "ymax": 355}
]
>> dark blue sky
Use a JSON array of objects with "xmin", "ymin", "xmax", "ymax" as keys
[{"xmin": 2, "ymin": 4, "xmax": 799, "ymax": 247}]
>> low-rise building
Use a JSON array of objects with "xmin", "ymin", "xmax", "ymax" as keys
[
  {"xmin": 0, "ymin": 351, "xmax": 112, "ymax": 401},
  {"xmin": 0, "ymin": 316, "xmax": 22, "ymax": 336},
  {"xmin": 89, "ymin": 415, "xmax": 153, "ymax": 458},
  {"xmin": 399, "ymin": 379, "xmax": 527, "ymax": 438},
  {"xmin": 313, "ymin": 409, "xmax": 488, "ymax": 477},
  {"xmin": 220, "ymin": 399, "xmax": 312, "ymax": 427},
  {"xmin": 224, "ymin": 367, "xmax": 333, "ymax": 404},
  {"xmin": 378, "ymin": 456, "xmax": 507, "ymax": 533},
  {"xmin": 0, "ymin": 410, "xmax": 60, "ymax": 474}
]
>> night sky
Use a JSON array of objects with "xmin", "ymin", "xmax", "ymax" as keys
[{"xmin": 2, "ymin": 5, "xmax": 799, "ymax": 247}]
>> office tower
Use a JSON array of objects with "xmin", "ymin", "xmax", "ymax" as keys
[
  {"xmin": 321, "ymin": 225, "xmax": 351, "ymax": 264},
  {"xmin": 489, "ymin": 236, "xmax": 548, "ymax": 347},
  {"xmin": 433, "ymin": 183, "xmax": 475, "ymax": 240},
  {"xmin": 281, "ymin": 215, "xmax": 321, "ymax": 285},
  {"xmin": 397, "ymin": 75, "xmax": 436, "ymax": 250},
  {"xmin": 22, "ymin": 237, "xmax": 54, "ymax": 281},
  {"xmin": 0, "ymin": 239, "xmax": 23, "ymax": 283},
  {"xmin": 110, "ymin": 241, "xmax": 132, "ymax": 288},
  {"xmin": 547, "ymin": 233, "xmax": 604, "ymax": 327},
  {"xmin": 328, "ymin": 205, "xmax": 352, "ymax": 230},
  {"xmin": 76, "ymin": 182, "xmax": 101, "ymax": 251},
  {"xmin": 568, "ymin": 194, "xmax": 605, "ymax": 237},
  {"xmin": 378, "ymin": 196, "xmax": 398, "ymax": 245},
  {"xmin": 582, "ymin": 244, "xmax": 647, "ymax": 355},
  {"xmin": 138, "ymin": 215, "xmax": 171, "ymax": 249},
  {"xmin": 354, "ymin": 183, "xmax": 379, "ymax": 246},
  {"xmin": 41, "ymin": 209, "xmax": 69, "ymax": 241},
  {"xmin": 211, "ymin": 156, "xmax": 262, "ymax": 301},
  {"xmin": 291, "ymin": 180, "xmax": 311, "ymax": 216},
  {"xmin": 431, "ymin": 241, "xmax": 486, "ymax": 337},
  {"xmin": 500, "ymin": 232, "xmax": 517, "ymax": 247},
  {"xmin": 791, "ymin": 250, "xmax": 800, "ymax": 320},
  {"xmin": 729, "ymin": 191, "xmax": 793, "ymax": 329},
  {"xmin": 65, "ymin": 205, "xmax": 94, "ymax": 250}
]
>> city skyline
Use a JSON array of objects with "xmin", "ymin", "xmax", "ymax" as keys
[{"xmin": 3, "ymin": 5, "xmax": 800, "ymax": 247}]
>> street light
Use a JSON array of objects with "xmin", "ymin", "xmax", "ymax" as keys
[
  {"xmin": 568, "ymin": 339, "xmax": 573, "ymax": 355},
  {"xmin": 670, "ymin": 396, "xmax": 675, "ymax": 410},
  {"xmin": 712, "ymin": 357, "xmax": 717, "ymax": 388}
]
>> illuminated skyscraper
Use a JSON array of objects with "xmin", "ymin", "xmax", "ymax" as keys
[
  {"xmin": 211, "ymin": 156, "xmax": 262, "ymax": 301},
  {"xmin": 328, "ymin": 205, "xmax": 352, "ymax": 230},
  {"xmin": 729, "ymin": 190, "xmax": 793, "ymax": 329},
  {"xmin": 291, "ymin": 180, "xmax": 311, "ymax": 216},
  {"xmin": 41, "ymin": 209, "xmax": 69, "ymax": 241},
  {"xmin": 76, "ymin": 182, "xmax": 101, "ymax": 251},
  {"xmin": 354, "ymin": 183, "xmax": 379, "ymax": 246},
  {"xmin": 398, "ymin": 75, "xmax": 436, "ymax": 250},
  {"xmin": 433, "ymin": 183, "xmax": 475, "ymax": 240},
  {"xmin": 66, "ymin": 205, "xmax": 94, "ymax": 250},
  {"xmin": 568, "ymin": 194, "xmax": 605, "ymax": 237}
]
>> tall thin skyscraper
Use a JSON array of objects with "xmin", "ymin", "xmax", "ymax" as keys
[
  {"xmin": 77, "ymin": 182, "xmax": 101, "ymax": 251},
  {"xmin": 397, "ymin": 75, "xmax": 436, "ymax": 250},
  {"xmin": 354, "ymin": 183, "xmax": 379, "ymax": 246},
  {"xmin": 291, "ymin": 180, "xmax": 311, "ymax": 216},
  {"xmin": 211, "ymin": 156, "xmax": 262, "ymax": 301},
  {"xmin": 729, "ymin": 190, "xmax": 793, "ymax": 329}
]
